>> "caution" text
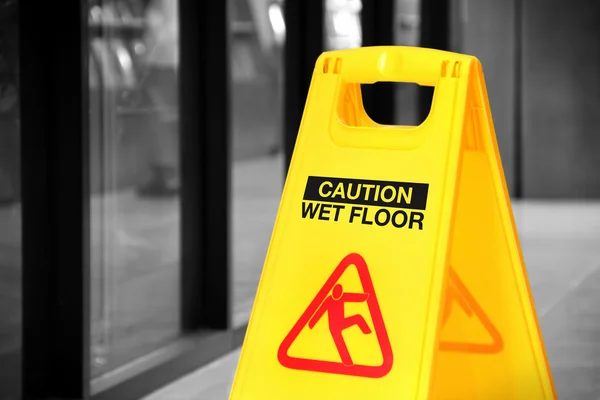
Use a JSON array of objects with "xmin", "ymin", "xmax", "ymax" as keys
[{"xmin": 301, "ymin": 176, "xmax": 429, "ymax": 230}]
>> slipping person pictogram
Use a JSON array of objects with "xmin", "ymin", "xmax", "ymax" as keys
[
  {"xmin": 308, "ymin": 283, "xmax": 372, "ymax": 366},
  {"xmin": 278, "ymin": 253, "xmax": 393, "ymax": 378}
]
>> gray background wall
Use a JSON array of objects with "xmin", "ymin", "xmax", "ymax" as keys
[
  {"xmin": 522, "ymin": 0, "xmax": 600, "ymax": 198},
  {"xmin": 456, "ymin": 0, "xmax": 600, "ymax": 198}
]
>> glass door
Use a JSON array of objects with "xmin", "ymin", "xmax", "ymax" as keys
[
  {"xmin": 87, "ymin": 0, "xmax": 183, "ymax": 380},
  {"xmin": 230, "ymin": 0, "xmax": 285, "ymax": 327}
]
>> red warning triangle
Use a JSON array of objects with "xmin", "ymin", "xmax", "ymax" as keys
[
  {"xmin": 278, "ymin": 253, "xmax": 393, "ymax": 378},
  {"xmin": 439, "ymin": 268, "xmax": 504, "ymax": 354}
]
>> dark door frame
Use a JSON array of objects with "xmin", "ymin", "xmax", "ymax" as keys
[
  {"xmin": 20, "ymin": 0, "xmax": 91, "ymax": 397},
  {"xmin": 283, "ymin": 0, "xmax": 324, "ymax": 172},
  {"xmin": 418, "ymin": 0, "xmax": 452, "ymax": 123},
  {"xmin": 361, "ymin": 0, "xmax": 396, "ymax": 126}
]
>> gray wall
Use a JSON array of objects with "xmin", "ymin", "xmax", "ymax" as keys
[
  {"xmin": 456, "ymin": 0, "xmax": 600, "ymax": 198},
  {"xmin": 522, "ymin": 0, "xmax": 600, "ymax": 198}
]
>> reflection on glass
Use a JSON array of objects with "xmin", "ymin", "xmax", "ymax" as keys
[
  {"xmin": 88, "ymin": 0, "xmax": 181, "ymax": 378},
  {"xmin": 325, "ymin": 0, "xmax": 362, "ymax": 50},
  {"xmin": 0, "ymin": 0, "xmax": 20, "ymax": 398},
  {"xmin": 268, "ymin": 2, "xmax": 285, "ymax": 46},
  {"xmin": 231, "ymin": 0, "xmax": 284, "ymax": 327}
]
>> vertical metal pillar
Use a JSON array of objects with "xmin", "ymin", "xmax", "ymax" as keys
[
  {"xmin": 513, "ymin": 0, "xmax": 523, "ymax": 198},
  {"xmin": 283, "ymin": 0, "xmax": 324, "ymax": 171},
  {"xmin": 361, "ymin": 0, "xmax": 396, "ymax": 125},
  {"xmin": 418, "ymin": 0, "xmax": 450, "ymax": 122},
  {"xmin": 20, "ymin": 0, "xmax": 90, "ymax": 398},
  {"xmin": 180, "ymin": 0, "xmax": 231, "ymax": 331}
]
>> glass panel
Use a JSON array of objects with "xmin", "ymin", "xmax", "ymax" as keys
[
  {"xmin": 230, "ymin": 0, "xmax": 284, "ymax": 327},
  {"xmin": 88, "ymin": 0, "xmax": 181, "ymax": 378},
  {"xmin": 0, "ymin": 0, "xmax": 21, "ymax": 398}
]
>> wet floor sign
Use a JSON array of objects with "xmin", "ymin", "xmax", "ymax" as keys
[{"xmin": 229, "ymin": 46, "xmax": 557, "ymax": 399}]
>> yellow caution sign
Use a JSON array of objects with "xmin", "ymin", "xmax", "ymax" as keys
[{"xmin": 229, "ymin": 46, "xmax": 556, "ymax": 399}]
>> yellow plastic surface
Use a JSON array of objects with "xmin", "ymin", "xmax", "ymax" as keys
[{"xmin": 229, "ymin": 46, "xmax": 557, "ymax": 400}]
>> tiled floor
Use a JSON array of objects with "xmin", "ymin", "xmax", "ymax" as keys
[{"xmin": 144, "ymin": 193, "xmax": 600, "ymax": 399}]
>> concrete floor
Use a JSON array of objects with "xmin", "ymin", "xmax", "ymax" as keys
[{"xmin": 142, "ymin": 163, "xmax": 600, "ymax": 400}]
